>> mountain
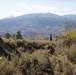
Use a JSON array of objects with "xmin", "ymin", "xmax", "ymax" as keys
[{"xmin": 0, "ymin": 13, "xmax": 76, "ymax": 37}]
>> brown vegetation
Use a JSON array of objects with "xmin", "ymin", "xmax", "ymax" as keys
[{"xmin": 0, "ymin": 30, "xmax": 76, "ymax": 75}]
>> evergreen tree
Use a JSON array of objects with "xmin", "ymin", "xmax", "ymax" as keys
[
  {"xmin": 50, "ymin": 33, "xmax": 52, "ymax": 41},
  {"xmin": 5, "ymin": 33, "xmax": 10, "ymax": 39},
  {"xmin": 16, "ymin": 31, "xmax": 23, "ymax": 39}
]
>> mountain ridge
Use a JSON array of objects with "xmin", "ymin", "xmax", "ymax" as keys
[{"xmin": 0, "ymin": 13, "xmax": 76, "ymax": 37}]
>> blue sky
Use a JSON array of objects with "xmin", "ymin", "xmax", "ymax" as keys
[{"xmin": 0, "ymin": 0, "xmax": 76, "ymax": 19}]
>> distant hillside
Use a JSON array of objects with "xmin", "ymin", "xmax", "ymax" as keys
[{"xmin": 0, "ymin": 13, "xmax": 76, "ymax": 37}]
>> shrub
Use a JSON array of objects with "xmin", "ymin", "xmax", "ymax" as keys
[{"xmin": 62, "ymin": 27, "xmax": 76, "ymax": 41}]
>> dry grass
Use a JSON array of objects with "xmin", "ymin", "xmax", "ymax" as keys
[{"xmin": 0, "ymin": 35, "xmax": 76, "ymax": 75}]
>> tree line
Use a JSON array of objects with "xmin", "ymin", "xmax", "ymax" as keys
[
  {"xmin": 5, "ymin": 31, "xmax": 23, "ymax": 39},
  {"xmin": 5, "ymin": 30, "xmax": 53, "ymax": 41}
]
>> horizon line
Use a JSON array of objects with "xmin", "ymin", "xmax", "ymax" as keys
[{"xmin": 0, "ymin": 12, "xmax": 76, "ymax": 19}]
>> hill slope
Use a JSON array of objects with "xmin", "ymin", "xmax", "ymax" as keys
[{"xmin": 0, "ymin": 13, "xmax": 76, "ymax": 36}]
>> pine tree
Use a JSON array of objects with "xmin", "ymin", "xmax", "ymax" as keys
[
  {"xmin": 5, "ymin": 33, "xmax": 10, "ymax": 39},
  {"xmin": 50, "ymin": 33, "xmax": 52, "ymax": 41},
  {"xmin": 16, "ymin": 31, "xmax": 23, "ymax": 39}
]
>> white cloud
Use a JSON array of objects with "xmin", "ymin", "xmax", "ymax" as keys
[
  {"xmin": 61, "ymin": 2, "xmax": 75, "ymax": 6},
  {"xmin": 16, "ymin": 4, "xmax": 59, "ymax": 15},
  {"xmin": 17, "ymin": 3, "xmax": 27, "ymax": 7},
  {"xmin": 15, "ymin": 2, "xmax": 76, "ymax": 16},
  {"xmin": 17, "ymin": 3, "xmax": 58, "ymax": 10},
  {"xmin": 31, "ymin": 5, "xmax": 58, "ymax": 10}
]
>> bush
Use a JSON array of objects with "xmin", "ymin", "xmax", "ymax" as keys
[
  {"xmin": 62, "ymin": 27, "xmax": 76, "ymax": 41},
  {"xmin": 1, "ymin": 37, "xmax": 76, "ymax": 75}
]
